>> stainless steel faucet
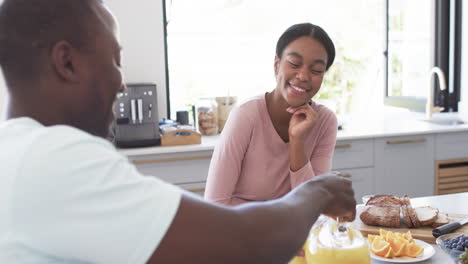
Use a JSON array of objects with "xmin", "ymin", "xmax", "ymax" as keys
[{"xmin": 426, "ymin": 67, "xmax": 447, "ymax": 119}]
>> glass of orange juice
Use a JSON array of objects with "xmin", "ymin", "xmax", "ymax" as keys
[{"xmin": 305, "ymin": 216, "xmax": 370, "ymax": 264}]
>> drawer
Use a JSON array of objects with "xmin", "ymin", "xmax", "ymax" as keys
[
  {"xmin": 332, "ymin": 139, "xmax": 374, "ymax": 170},
  {"xmin": 177, "ymin": 181, "xmax": 206, "ymax": 197},
  {"xmin": 435, "ymin": 158, "xmax": 468, "ymax": 195},
  {"xmin": 334, "ymin": 167, "xmax": 374, "ymax": 202},
  {"xmin": 129, "ymin": 151, "xmax": 212, "ymax": 184},
  {"xmin": 435, "ymin": 132, "xmax": 468, "ymax": 160}
]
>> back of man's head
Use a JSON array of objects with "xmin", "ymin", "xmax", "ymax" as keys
[{"xmin": 0, "ymin": 0, "xmax": 101, "ymax": 86}]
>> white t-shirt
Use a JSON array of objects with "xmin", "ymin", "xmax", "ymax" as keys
[{"xmin": 0, "ymin": 117, "xmax": 181, "ymax": 264}]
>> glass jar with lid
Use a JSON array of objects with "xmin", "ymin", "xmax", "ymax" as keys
[
  {"xmin": 305, "ymin": 216, "xmax": 370, "ymax": 264},
  {"xmin": 196, "ymin": 97, "xmax": 218, "ymax": 135}
]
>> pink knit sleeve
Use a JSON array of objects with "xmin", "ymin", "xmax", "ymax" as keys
[
  {"xmin": 289, "ymin": 111, "xmax": 337, "ymax": 189},
  {"xmin": 204, "ymin": 106, "xmax": 253, "ymax": 206}
]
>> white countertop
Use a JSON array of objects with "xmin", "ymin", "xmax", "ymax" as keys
[{"xmin": 118, "ymin": 112, "xmax": 468, "ymax": 157}]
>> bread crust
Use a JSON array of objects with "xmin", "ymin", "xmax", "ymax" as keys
[
  {"xmin": 405, "ymin": 195, "xmax": 422, "ymax": 228},
  {"xmin": 415, "ymin": 206, "xmax": 439, "ymax": 226},
  {"xmin": 431, "ymin": 212, "xmax": 450, "ymax": 228},
  {"xmin": 360, "ymin": 195, "xmax": 401, "ymax": 227},
  {"xmin": 400, "ymin": 195, "xmax": 413, "ymax": 228},
  {"xmin": 360, "ymin": 205, "xmax": 401, "ymax": 227}
]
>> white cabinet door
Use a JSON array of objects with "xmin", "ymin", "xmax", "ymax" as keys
[
  {"xmin": 374, "ymin": 135, "xmax": 435, "ymax": 197},
  {"xmin": 128, "ymin": 150, "xmax": 213, "ymax": 184},
  {"xmin": 336, "ymin": 167, "xmax": 374, "ymax": 203},
  {"xmin": 435, "ymin": 131, "xmax": 468, "ymax": 160},
  {"xmin": 177, "ymin": 182, "xmax": 206, "ymax": 197},
  {"xmin": 333, "ymin": 139, "xmax": 374, "ymax": 170}
]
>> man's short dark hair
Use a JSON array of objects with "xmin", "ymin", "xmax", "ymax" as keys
[{"xmin": 0, "ymin": 0, "xmax": 101, "ymax": 83}]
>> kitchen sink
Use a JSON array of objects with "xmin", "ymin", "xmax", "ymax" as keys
[{"xmin": 423, "ymin": 119, "xmax": 466, "ymax": 126}]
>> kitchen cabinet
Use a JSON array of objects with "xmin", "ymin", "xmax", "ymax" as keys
[
  {"xmin": 335, "ymin": 167, "xmax": 374, "ymax": 202},
  {"xmin": 128, "ymin": 150, "xmax": 212, "ymax": 196},
  {"xmin": 435, "ymin": 131, "xmax": 468, "ymax": 160},
  {"xmin": 374, "ymin": 135, "xmax": 435, "ymax": 197},
  {"xmin": 122, "ymin": 127, "xmax": 468, "ymax": 199},
  {"xmin": 332, "ymin": 139, "xmax": 374, "ymax": 201},
  {"xmin": 434, "ymin": 131, "xmax": 468, "ymax": 194}
]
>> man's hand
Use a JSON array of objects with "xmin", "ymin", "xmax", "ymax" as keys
[
  {"xmin": 287, "ymin": 102, "xmax": 318, "ymax": 141},
  {"xmin": 305, "ymin": 172, "xmax": 357, "ymax": 222}
]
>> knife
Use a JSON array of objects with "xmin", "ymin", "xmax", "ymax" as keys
[{"xmin": 432, "ymin": 217, "xmax": 468, "ymax": 238}]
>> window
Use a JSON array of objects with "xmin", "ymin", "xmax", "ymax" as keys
[
  {"xmin": 163, "ymin": 0, "xmax": 461, "ymax": 119},
  {"xmin": 384, "ymin": 0, "xmax": 462, "ymax": 112}
]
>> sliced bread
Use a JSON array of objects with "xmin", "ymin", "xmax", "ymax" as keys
[
  {"xmin": 404, "ymin": 196, "xmax": 422, "ymax": 228},
  {"xmin": 432, "ymin": 212, "xmax": 450, "ymax": 228},
  {"xmin": 414, "ymin": 206, "xmax": 439, "ymax": 226},
  {"xmin": 400, "ymin": 196, "xmax": 413, "ymax": 228}
]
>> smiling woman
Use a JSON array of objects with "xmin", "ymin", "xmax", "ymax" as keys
[{"xmin": 204, "ymin": 23, "xmax": 339, "ymax": 206}]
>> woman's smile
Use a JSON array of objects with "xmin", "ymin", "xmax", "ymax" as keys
[{"xmin": 288, "ymin": 82, "xmax": 308, "ymax": 94}]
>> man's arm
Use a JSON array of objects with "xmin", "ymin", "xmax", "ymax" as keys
[{"xmin": 150, "ymin": 174, "xmax": 356, "ymax": 264}]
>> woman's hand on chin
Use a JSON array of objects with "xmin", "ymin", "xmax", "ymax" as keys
[{"xmin": 287, "ymin": 102, "xmax": 318, "ymax": 141}]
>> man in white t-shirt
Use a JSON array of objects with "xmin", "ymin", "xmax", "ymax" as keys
[{"xmin": 0, "ymin": 0, "xmax": 357, "ymax": 263}]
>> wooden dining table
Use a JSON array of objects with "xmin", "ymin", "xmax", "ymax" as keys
[{"xmin": 369, "ymin": 192, "xmax": 467, "ymax": 264}]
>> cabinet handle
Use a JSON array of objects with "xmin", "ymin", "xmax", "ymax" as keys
[
  {"xmin": 133, "ymin": 155, "xmax": 212, "ymax": 165},
  {"xmin": 386, "ymin": 138, "xmax": 426, "ymax": 145},
  {"xmin": 188, "ymin": 188, "xmax": 205, "ymax": 193},
  {"xmin": 335, "ymin": 144, "xmax": 352, "ymax": 149},
  {"xmin": 339, "ymin": 173, "xmax": 352, "ymax": 178}
]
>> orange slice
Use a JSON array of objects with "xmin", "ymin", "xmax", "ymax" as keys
[
  {"xmin": 384, "ymin": 246, "xmax": 396, "ymax": 258},
  {"xmin": 368, "ymin": 234, "xmax": 378, "ymax": 244},
  {"xmin": 406, "ymin": 242, "xmax": 424, "ymax": 258},
  {"xmin": 393, "ymin": 238, "xmax": 408, "ymax": 257},
  {"xmin": 371, "ymin": 237, "xmax": 390, "ymax": 257},
  {"xmin": 379, "ymin": 229, "xmax": 389, "ymax": 237},
  {"xmin": 404, "ymin": 230, "xmax": 414, "ymax": 243}
]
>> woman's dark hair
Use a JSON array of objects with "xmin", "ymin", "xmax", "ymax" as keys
[{"xmin": 275, "ymin": 23, "xmax": 335, "ymax": 70}]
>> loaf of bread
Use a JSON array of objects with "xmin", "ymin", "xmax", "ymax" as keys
[
  {"xmin": 360, "ymin": 195, "xmax": 402, "ymax": 228},
  {"xmin": 360, "ymin": 194, "xmax": 442, "ymax": 228}
]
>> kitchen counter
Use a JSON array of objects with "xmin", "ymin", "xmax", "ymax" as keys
[
  {"xmin": 118, "ymin": 112, "xmax": 468, "ymax": 157},
  {"xmin": 371, "ymin": 192, "xmax": 467, "ymax": 264}
]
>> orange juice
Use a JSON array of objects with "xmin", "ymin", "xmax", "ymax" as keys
[
  {"xmin": 305, "ymin": 242, "xmax": 370, "ymax": 264},
  {"xmin": 305, "ymin": 218, "xmax": 370, "ymax": 264}
]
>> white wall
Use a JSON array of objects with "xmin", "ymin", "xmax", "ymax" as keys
[
  {"xmin": 0, "ymin": 0, "xmax": 168, "ymax": 119},
  {"xmin": 107, "ymin": 0, "xmax": 168, "ymax": 118}
]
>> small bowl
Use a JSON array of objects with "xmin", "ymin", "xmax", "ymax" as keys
[{"xmin": 435, "ymin": 233, "xmax": 467, "ymax": 262}]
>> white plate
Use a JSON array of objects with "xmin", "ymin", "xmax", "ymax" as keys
[{"xmin": 369, "ymin": 239, "xmax": 436, "ymax": 263}]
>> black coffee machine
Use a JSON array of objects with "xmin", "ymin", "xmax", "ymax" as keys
[{"xmin": 111, "ymin": 83, "xmax": 161, "ymax": 148}]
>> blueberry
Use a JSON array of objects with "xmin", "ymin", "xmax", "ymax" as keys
[{"xmin": 456, "ymin": 246, "xmax": 464, "ymax": 251}]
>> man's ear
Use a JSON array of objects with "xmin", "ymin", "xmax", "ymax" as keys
[
  {"xmin": 274, "ymin": 56, "xmax": 280, "ymax": 76},
  {"xmin": 50, "ymin": 40, "xmax": 80, "ymax": 82}
]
